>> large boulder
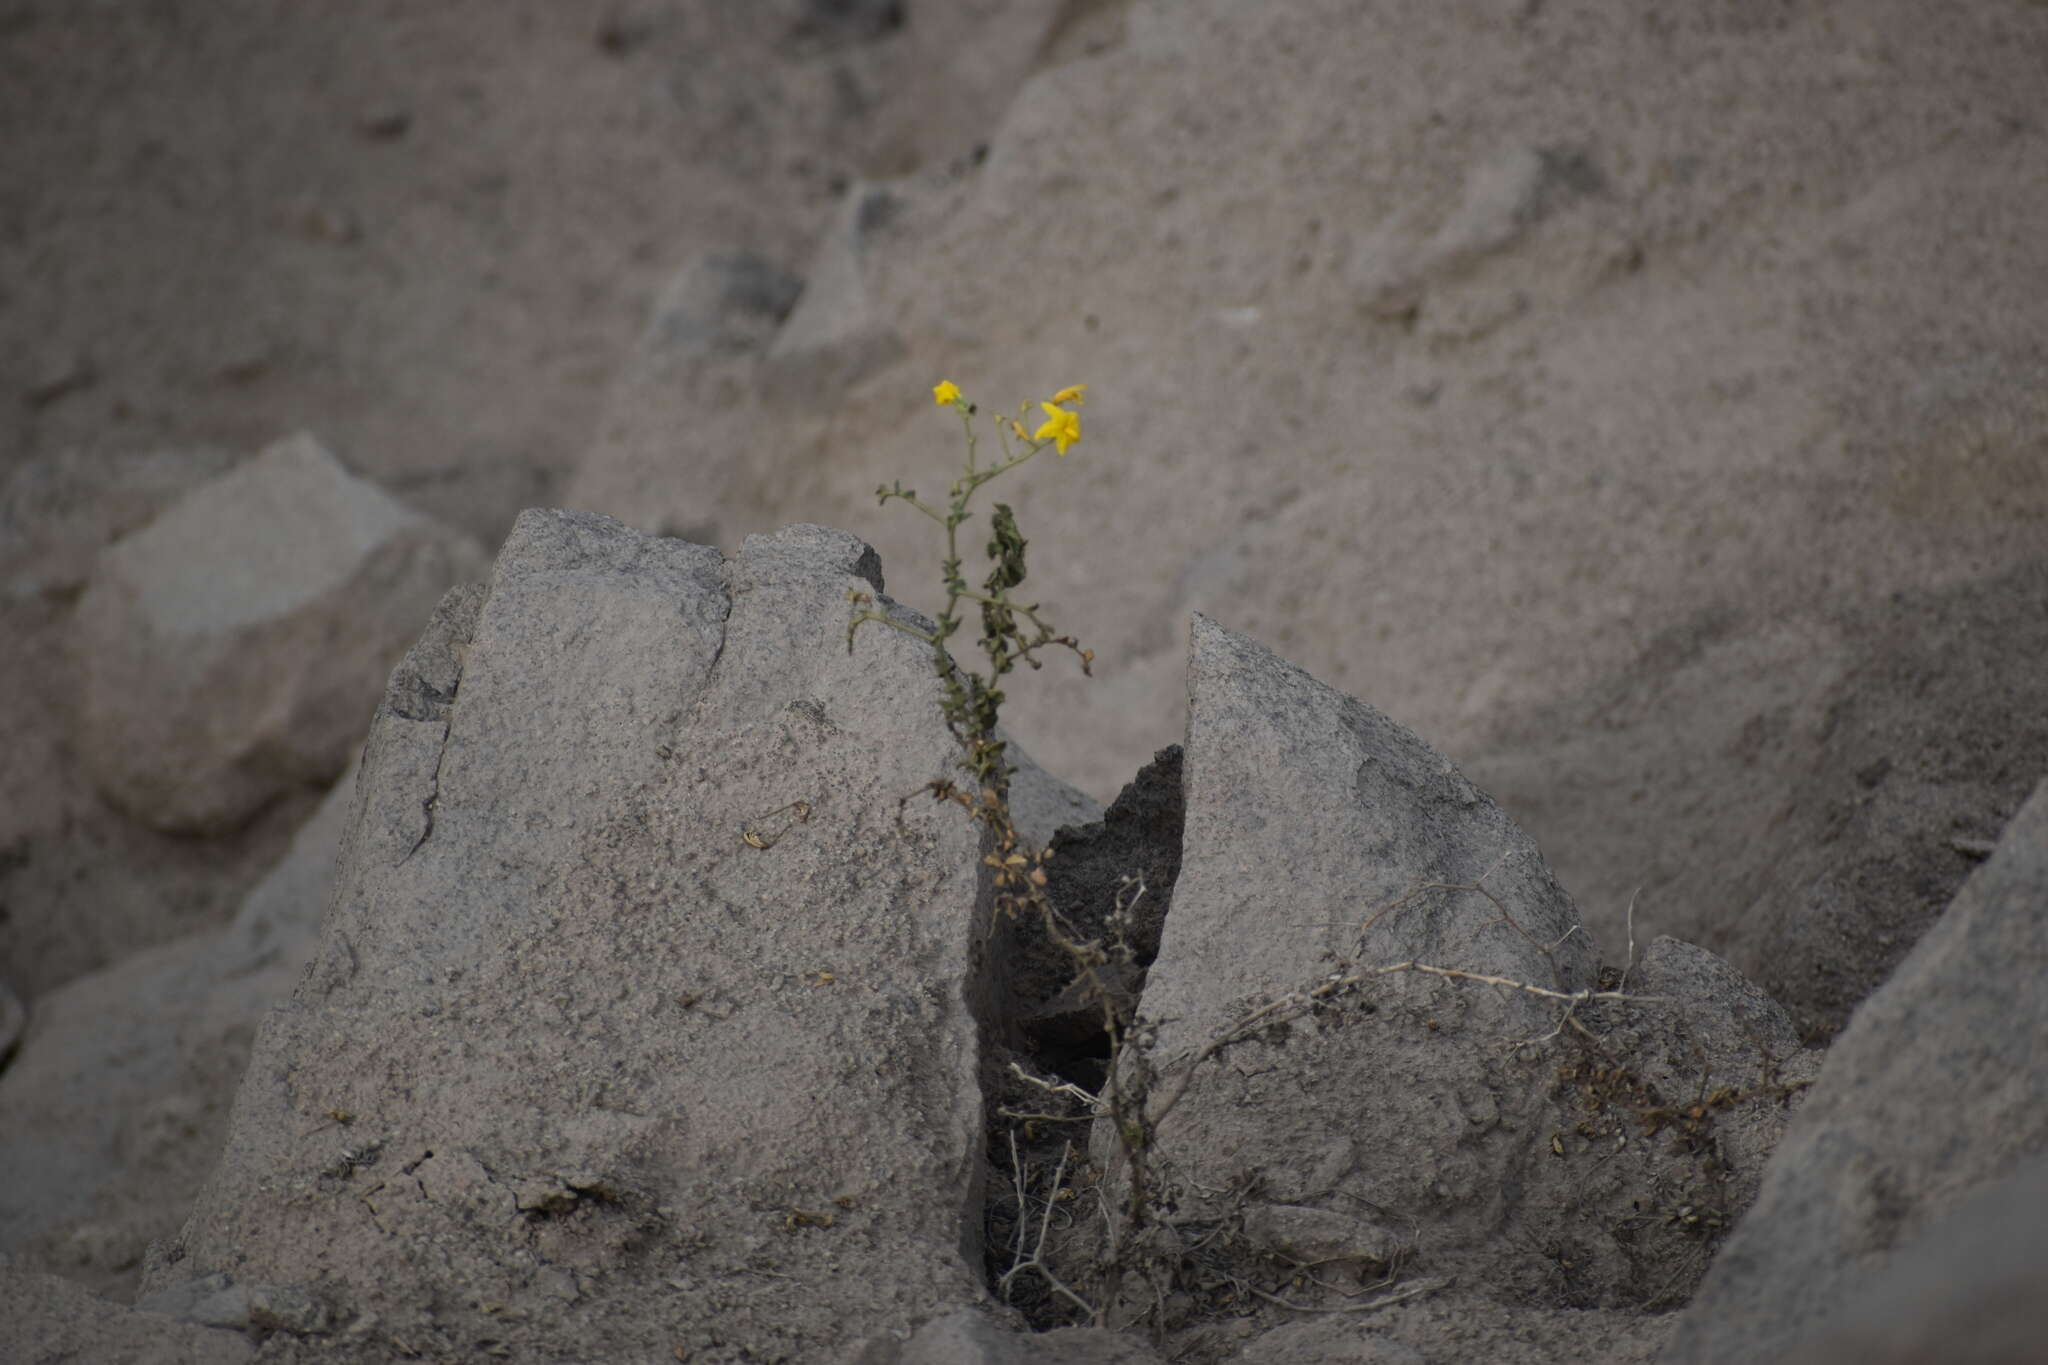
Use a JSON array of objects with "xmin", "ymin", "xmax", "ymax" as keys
[
  {"xmin": 1660, "ymin": 777, "xmax": 2048, "ymax": 1364},
  {"xmin": 149, "ymin": 512, "xmax": 1007, "ymax": 1360},
  {"xmin": 1088, "ymin": 616, "xmax": 1816, "ymax": 1343},
  {"xmin": 1, "ymin": 446, "xmax": 323, "ymax": 1002},
  {"xmin": 70, "ymin": 432, "xmax": 487, "ymax": 834}
]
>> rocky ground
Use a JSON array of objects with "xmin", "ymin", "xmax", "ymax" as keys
[{"xmin": 2, "ymin": 2, "xmax": 2044, "ymax": 1361}]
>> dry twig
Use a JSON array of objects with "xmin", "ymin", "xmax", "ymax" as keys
[{"xmin": 997, "ymin": 1133, "xmax": 1096, "ymax": 1320}]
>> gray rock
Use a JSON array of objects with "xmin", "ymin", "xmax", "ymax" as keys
[
  {"xmin": 567, "ymin": 252, "xmax": 804, "ymax": 549},
  {"xmin": 1099, "ymin": 615, "xmax": 1812, "ymax": 1324},
  {"xmin": 1226, "ymin": 1298, "xmax": 1675, "ymax": 1365},
  {"xmin": 0, "ymin": 1262, "xmax": 252, "ymax": 1364},
  {"xmin": 761, "ymin": 183, "xmax": 908, "ymax": 410},
  {"xmin": 1232, "ymin": 1319, "xmax": 1428, "ymax": 1365},
  {"xmin": 0, "ymin": 768, "xmax": 354, "ymax": 1298},
  {"xmin": 1776, "ymin": 1154, "xmax": 2048, "ymax": 1365},
  {"xmin": 134, "ymin": 1271, "xmax": 253, "ymax": 1330},
  {"xmin": 0, "ymin": 445, "xmax": 239, "ymax": 606},
  {"xmin": 1103, "ymin": 613, "xmax": 1599, "ymax": 1298},
  {"xmin": 1660, "ymin": 777, "xmax": 2048, "ymax": 1363},
  {"xmin": 156, "ymin": 512, "xmax": 1004, "ymax": 1360},
  {"xmin": 13, "ymin": 511, "xmax": 1849, "ymax": 1360},
  {"xmin": 1584, "ymin": 934, "xmax": 1824, "ymax": 1233},
  {"xmin": 645, "ymin": 251, "xmax": 804, "ymax": 354},
  {"xmin": 70, "ymin": 432, "xmax": 487, "ymax": 834},
  {"xmin": 1, "ymin": 444, "xmax": 323, "ymax": 1005},
  {"xmin": 884, "ymin": 1308, "xmax": 1167, "ymax": 1363}
]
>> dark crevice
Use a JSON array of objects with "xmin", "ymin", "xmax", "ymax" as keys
[
  {"xmin": 979, "ymin": 744, "xmax": 1185, "ymax": 1322},
  {"xmin": 1014, "ymin": 744, "xmax": 1183, "ymax": 1070}
]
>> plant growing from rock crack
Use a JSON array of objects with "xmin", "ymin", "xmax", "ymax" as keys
[
  {"xmin": 847, "ymin": 380, "xmax": 1156, "ymax": 1322},
  {"xmin": 839, "ymin": 378, "xmax": 1114, "ymax": 961},
  {"xmin": 846, "ymin": 379, "xmax": 1096, "ymax": 923},
  {"xmin": 847, "ymin": 382, "xmax": 1719, "ymax": 1336},
  {"xmin": 847, "ymin": 378, "xmax": 1097, "ymax": 818}
]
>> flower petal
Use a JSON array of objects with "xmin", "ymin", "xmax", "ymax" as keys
[{"xmin": 1034, "ymin": 402, "xmax": 1081, "ymax": 455}]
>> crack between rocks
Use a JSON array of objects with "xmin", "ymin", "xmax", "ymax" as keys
[{"xmin": 977, "ymin": 744, "xmax": 1186, "ymax": 1323}]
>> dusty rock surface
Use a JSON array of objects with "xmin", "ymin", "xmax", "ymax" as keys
[
  {"xmin": 1660, "ymin": 776, "xmax": 2048, "ymax": 1364},
  {"xmin": 2, "ymin": 1, "xmax": 2045, "ymax": 1362},
  {"xmin": 0, "ymin": 1262, "xmax": 253, "ymax": 1365},
  {"xmin": 1772, "ymin": 1153, "xmax": 2048, "ymax": 1365},
  {"xmin": 13, "ymin": 513, "xmax": 2044, "ymax": 1362},
  {"xmin": 72, "ymin": 432, "xmax": 486, "ymax": 834},
  {"xmin": 1055, "ymin": 616, "xmax": 1814, "ymax": 1358},
  {"xmin": 153, "ymin": 512, "xmax": 1010, "ymax": 1361},
  {"xmin": 1, "ymin": 446, "xmax": 327, "ymax": 1001},
  {"xmin": 0, "ymin": 769, "xmax": 354, "ymax": 1300},
  {"xmin": 136, "ymin": 518, "xmax": 1803, "ymax": 1363},
  {"xmin": 897, "ymin": 1309, "xmax": 1169, "ymax": 1365}
]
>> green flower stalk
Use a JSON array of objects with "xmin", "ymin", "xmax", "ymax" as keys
[{"xmin": 848, "ymin": 380, "xmax": 1093, "ymax": 803}]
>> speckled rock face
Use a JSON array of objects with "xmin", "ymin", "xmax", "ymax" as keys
[{"xmin": 153, "ymin": 513, "xmax": 1000, "ymax": 1361}]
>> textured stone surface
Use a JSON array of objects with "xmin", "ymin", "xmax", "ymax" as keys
[
  {"xmin": 1227, "ymin": 1304, "xmax": 1674, "ymax": 1365},
  {"xmin": 1109, "ymin": 613, "xmax": 1598, "ymax": 1302},
  {"xmin": 70, "ymin": 433, "xmax": 486, "ymax": 834},
  {"xmin": 1661, "ymin": 778, "xmax": 2048, "ymax": 1364},
  {"xmin": 0, "ymin": 767, "xmax": 354, "ymax": 1299},
  {"xmin": 889, "ymin": 1308, "xmax": 1169, "ymax": 1364},
  {"xmin": 0, "ymin": 1263, "xmax": 252, "ymax": 1364},
  {"xmin": 1093, "ymin": 615, "xmax": 1814, "ymax": 1338},
  {"xmin": 153, "ymin": 512, "xmax": 1002, "ymax": 1360},
  {"xmin": 9, "ymin": 516, "xmax": 1860, "ymax": 1362},
  {"xmin": 1775, "ymin": 1154, "xmax": 2048, "ymax": 1365}
]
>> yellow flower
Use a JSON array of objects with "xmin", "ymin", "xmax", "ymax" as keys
[
  {"xmin": 1010, "ymin": 419, "xmax": 1029, "ymax": 440},
  {"xmin": 1033, "ymin": 402, "xmax": 1082, "ymax": 456},
  {"xmin": 932, "ymin": 380, "xmax": 962, "ymax": 406},
  {"xmin": 1050, "ymin": 384, "xmax": 1088, "ymax": 406}
]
